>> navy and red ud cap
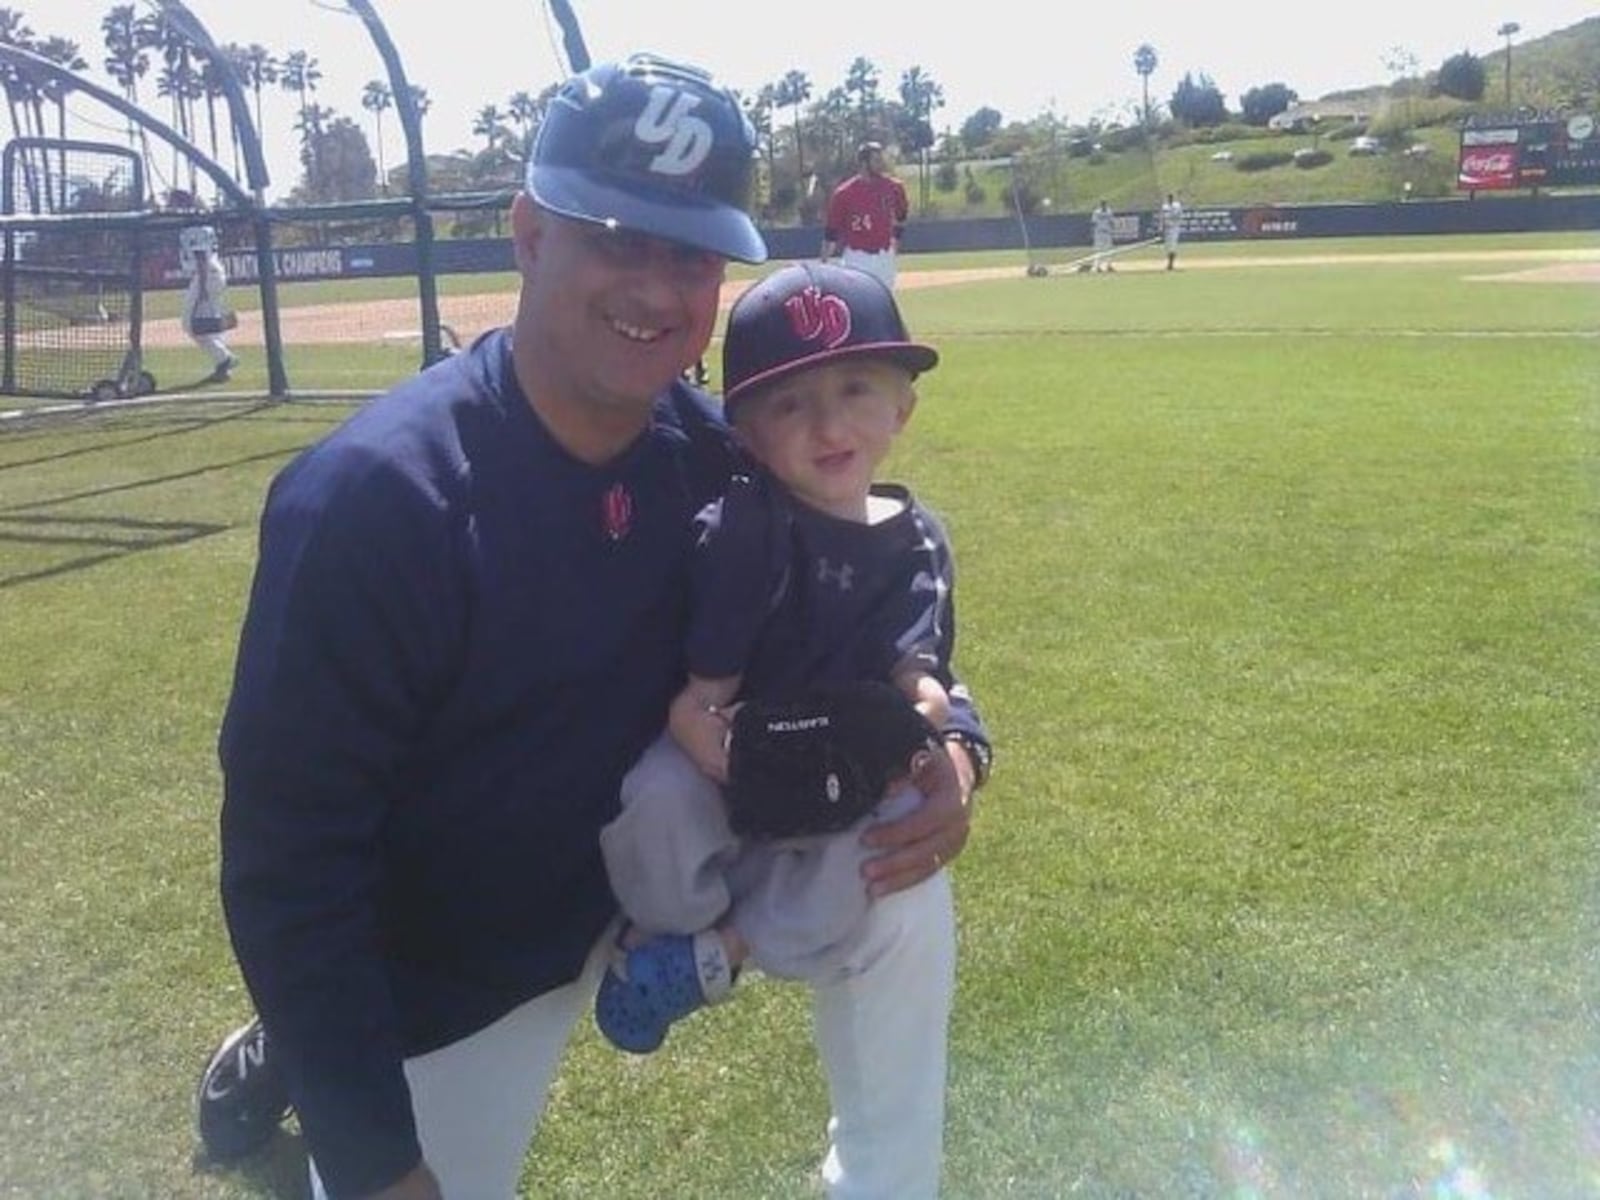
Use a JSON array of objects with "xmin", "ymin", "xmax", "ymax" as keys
[
  {"xmin": 722, "ymin": 262, "xmax": 938, "ymax": 412},
  {"xmin": 526, "ymin": 53, "xmax": 767, "ymax": 264}
]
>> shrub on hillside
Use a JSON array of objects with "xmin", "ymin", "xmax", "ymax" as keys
[
  {"xmin": 1174, "ymin": 121, "xmax": 1268, "ymax": 147},
  {"xmin": 1324, "ymin": 122, "xmax": 1368, "ymax": 141},
  {"xmin": 1292, "ymin": 149, "xmax": 1334, "ymax": 169},
  {"xmin": 1235, "ymin": 150, "xmax": 1294, "ymax": 171},
  {"xmin": 1099, "ymin": 125, "xmax": 1148, "ymax": 153},
  {"xmin": 1370, "ymin": 97, "xmax": 1470, "ymax": 132}
]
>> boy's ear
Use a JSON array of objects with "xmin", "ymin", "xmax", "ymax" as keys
[{"xmin": 894, "ymin": 380, "xmax": 919, "ymax": 430}]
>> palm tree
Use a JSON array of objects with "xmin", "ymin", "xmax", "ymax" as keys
[
  {"xmin": 843, "ymin": 57, "xmax": 880, "ymax": 144},
  {"xmin": 0, "ymin": 8, "xmax": 35, "ymax": 146},
  {"xmin": 774, "ymin": 69, "xmax": 812, "ymax": 183},
  {"xmin": 897, "ymin": 65, "xmax": 944, "ymax": 210},
  {"xmin": 472, "ymin": 103, "xmax": 505, "ymax": 154},
  {"xmin": 745, "ymin": 84, "xmax": 777, "ymax": 210},
  {"xmin": 195, "ymin": 51, "xmax": 229, "ymax": 170},
  {"xmin": 817, "ymin": 85, "xmax": 853, "ymax": 170},
  {"xmin": 279, "ymin": 50, "xmax": 322, "ymax": 193},
  {"xmin": 505, "ymin": 88, "xmax": 547, "ymax": 160},
  {"xmin": 1134, "ymin": 43, "xmax": 1159, "ymax": 127},
  {"xmin": 100, "ymin": 5, "xmax": 155, "ymax": 194},
  {"xmin": 406, "ymin": 84, "xmax": 430, "ymax": 122},
  {"xmin": 234, "ymin": 42, "xmax": 276, "ymax": 138},
  {"xmin": 34, "ymin": 36, "xmax": 87, "ymax": 209},
  {"xmin": 293, "ymin": 100, "xmax": 330, "ymax": 198},
  {"xmin": 362, "ymin": 79, "xmax": 392, "ymax": 191},
  {"xmin": 146, "ymin": 13, "xmax": 204, "ymax": 190},
  {"xmin": 279, "ymin": 49, "xmax": 320, "ymax": 132},
  {"xmin": 33, "ymin": 35, "xmax": 83, "ymax": 133}
]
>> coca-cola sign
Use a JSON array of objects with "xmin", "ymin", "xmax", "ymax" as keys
[{"xmin": 1458, "ymin": 147, "xmax": 1519, "ymax": 189}]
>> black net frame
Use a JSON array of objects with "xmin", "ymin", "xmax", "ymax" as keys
[{"xmin": 2, "ymin": 139, "xmax": 149, "ymax": 400}]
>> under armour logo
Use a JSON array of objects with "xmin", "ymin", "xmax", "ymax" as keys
[
  {"xmin": 816, "ymin": 558, "xmax": 854, "ymax": 591},
  {"xmin": 784, "ymin": 286, "xmax": 851, "ymax": 349},
  {"xmin": 635, "ymin": 87, "xmax": 714, "ymax": 177}
]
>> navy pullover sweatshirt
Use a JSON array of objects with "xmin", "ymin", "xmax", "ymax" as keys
[{"xmin": 218, "ymin": 331, "xmax": 734, "ymax": 1195}]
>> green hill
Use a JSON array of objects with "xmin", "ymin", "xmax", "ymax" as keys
[
  {"xmin": 1477, "ymin": 16, "xmax": 1599, "ymax": 109},
  {"xmin": 901, "ymin": 18, "xmax": 1597, "ymax": 218}
]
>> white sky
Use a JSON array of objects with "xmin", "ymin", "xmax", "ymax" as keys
[{"xmin": 32, "ymin": 0, "xmax": 1597, "ymax": 199}]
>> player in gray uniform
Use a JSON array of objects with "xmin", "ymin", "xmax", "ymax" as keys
[
  {"xmin": 1160, "ymin": 192, "xmax": 1183, "ymax": 270},
  {"xmin": 597, "ymin": 262, "xmax": 974, "ymax": 1063}
]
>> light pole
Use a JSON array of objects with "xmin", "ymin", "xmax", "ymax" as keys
[{"xmin": 1497, "ymin": 21, "xmax": 1520, "ymax": 107}]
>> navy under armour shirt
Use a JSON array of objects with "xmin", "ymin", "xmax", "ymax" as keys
[{"xmin": 687, "ymin": 470, "xmax": 958, "ymax": 698}]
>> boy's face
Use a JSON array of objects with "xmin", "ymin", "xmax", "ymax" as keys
[{"xmin": 733, "ymin": 358, "xmax": 916, "ymax": 521}]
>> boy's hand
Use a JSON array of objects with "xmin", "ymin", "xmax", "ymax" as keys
[{"xmin": 668, "ymin": 690, "xmax": 732, "ymax": 783}]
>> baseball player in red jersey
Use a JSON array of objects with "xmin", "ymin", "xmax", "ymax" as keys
[{"xmin": 822, "ymin": 140, "xmax": 909, "ymax": 289}]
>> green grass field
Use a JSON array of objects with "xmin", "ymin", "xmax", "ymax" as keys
[{"xmin": 1, "ymin": 235, "xmax": 1596, "ymax": 1198}]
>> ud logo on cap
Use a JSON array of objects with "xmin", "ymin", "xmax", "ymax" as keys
[
  {"xmin": 636, "ymin": 87, "xmax": 714, "ymax": 177},
  {"xmin": 784, "ymin": 286, "xmax": 852, "ymax": 349}
]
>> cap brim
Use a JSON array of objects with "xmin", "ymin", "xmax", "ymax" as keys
[
  {"xmin": 725, "ymin": 342, "xmax": 938, "ymax": 409},
  {"xmin": 529, "ymin": 166, "xmax": 768, "ymax": 264}
]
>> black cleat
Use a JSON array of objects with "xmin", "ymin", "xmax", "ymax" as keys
[{"xmin": 196, "ymin": 1017, "xmax": 291, "ymax": 1161}]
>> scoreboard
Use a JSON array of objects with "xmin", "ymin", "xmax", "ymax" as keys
[{"xmin": 1458, "ymin": 110, "xmax": 1600, "ymax": 191}]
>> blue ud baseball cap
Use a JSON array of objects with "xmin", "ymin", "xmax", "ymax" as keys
[
  {"xmin": 722, "ymin": 262, "xmax": 938, "ymax": 411},
  {"xmin": 526, "ymin": 53, "xmax": 767, "ymax": 264}
]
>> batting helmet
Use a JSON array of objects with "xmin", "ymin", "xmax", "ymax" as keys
[
  {"xmin": 179, "ymin": 224, "xmax": 218, "ymax": 257},
  {"xmin": 526, "ymin": 54, "xmax": 767, "ymax": 264}
]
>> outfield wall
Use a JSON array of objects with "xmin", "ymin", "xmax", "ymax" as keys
[
  {"xmin": 890, "ymin": 192, "xmax": 1600, "ymax": 257},
  {"xmin": 141, "ymin": 193, "xmax": 1600, "ymax": 289}
]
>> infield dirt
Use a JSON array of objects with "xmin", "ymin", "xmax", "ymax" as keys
[{"xmin": 138, "ymin": 246, "xmax": 1599, "ymax": 350}]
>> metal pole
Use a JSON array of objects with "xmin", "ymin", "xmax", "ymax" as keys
[
  {"xmin": 151, "ymin": 1, "xmax": 290, "ymax": 396},
  {"xmin": 344, "ymin": 0, "xmax": 443, "ymax": 367}
]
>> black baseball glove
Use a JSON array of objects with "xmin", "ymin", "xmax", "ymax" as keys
[{"xmin": 725, "ymin": 681, "xmax": 940, "ymax": 839}]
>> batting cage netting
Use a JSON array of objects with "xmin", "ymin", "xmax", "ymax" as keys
[{"xmin": 2, "ymin": 139, "xmax": 153, "ymax": 401}]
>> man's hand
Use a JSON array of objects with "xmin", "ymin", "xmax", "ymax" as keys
[{"xmin": 860, "ymin": 742, "xmax": 975, "ymax": 898}]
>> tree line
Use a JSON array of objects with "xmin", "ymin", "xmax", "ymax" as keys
[{"xmin": 0, "ymin": 4, "xmax": 1587, "ymax": 223}]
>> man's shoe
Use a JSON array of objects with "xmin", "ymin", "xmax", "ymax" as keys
[
  {"xmin": 196, "ymin": 1017, "xmax": 291, "ymax": 1161},
  {"xmin": 594, "ymin": 931, "xmax": 735, "ymax": 1054}
]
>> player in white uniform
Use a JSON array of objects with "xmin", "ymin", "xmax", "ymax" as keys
[
  {"xmin": 1160, "ymin": 192, "xmax": 1183, "ymax": 271},
  {"xmin": 179, "ymin": 224, "xmax": 239, "ymax": 382},
  {"xmin": 1090, "ymin": 200, "xmax": 1116, "ymax": 273}
]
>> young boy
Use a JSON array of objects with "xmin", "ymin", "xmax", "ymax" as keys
[{"xmin": 595, "ymin": 260, "xmax": 979, "ymax": 1053}]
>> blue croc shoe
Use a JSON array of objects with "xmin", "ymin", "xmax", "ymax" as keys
[{"xmin": 596, "ymin": 930, "xmax": 736, "ymax": 1054}]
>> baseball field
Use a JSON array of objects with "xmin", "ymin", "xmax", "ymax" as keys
[{"xmin": 1, "ymin": 231, "xmax": 1596, "ymax": 1197}]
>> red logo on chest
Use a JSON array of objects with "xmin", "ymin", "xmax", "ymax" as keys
[{"xmin": 601, "ymin": 483, "xmax": 634, "ymax": 542}]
